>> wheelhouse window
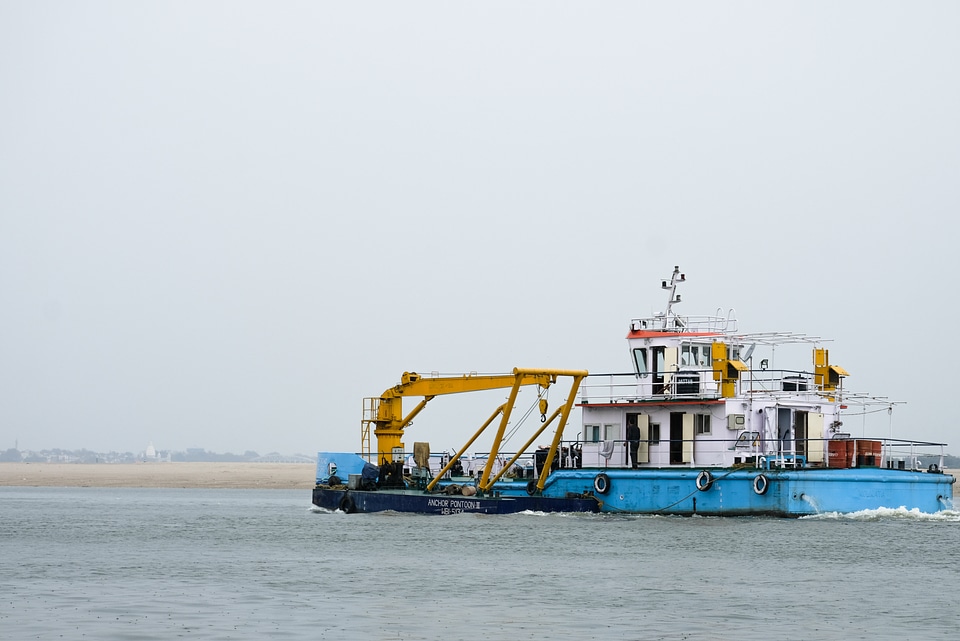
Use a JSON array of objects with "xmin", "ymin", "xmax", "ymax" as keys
[
  {"xmin": 633, "ymin": 348, "xmax": 648, "ymax": 377},
  {"xmin": 680, "ymin": 343, "xmax": 711, "ymax": 368},
  {"xmin": 695, "ymin": 414, "xmax": 711, "ymax": 435}
]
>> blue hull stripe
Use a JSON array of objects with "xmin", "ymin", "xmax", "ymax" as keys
[{"xmin": 528, "ymin": 468, "xmax": 955, "ymax": 516}]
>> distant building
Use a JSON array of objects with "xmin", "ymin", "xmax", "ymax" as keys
[{"xmin": 141, "ymin": 442, "xmax": 165, "ymax": 462}]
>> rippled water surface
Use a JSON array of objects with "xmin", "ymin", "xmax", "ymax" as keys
[{"xmin": 2, "ymin": 487, "xmax": 959, "ymax": 640}]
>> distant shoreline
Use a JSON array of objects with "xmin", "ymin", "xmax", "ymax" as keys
[
  {"xmin": 0, "ymin": 462, "xmax": 316, "ymax": 489},
  {"xmin": 2, "ymin": 462, "xmax": 951, "ymax": 491}
]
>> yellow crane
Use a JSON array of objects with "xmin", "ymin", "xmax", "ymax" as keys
[{"xmin": 361, "ymin": 368, "xmax": 588, "ymax": 492}]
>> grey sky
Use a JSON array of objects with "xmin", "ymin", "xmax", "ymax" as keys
[{"xmin": 2, "ymin": 2, "xmax": 958, "ymax": 456}]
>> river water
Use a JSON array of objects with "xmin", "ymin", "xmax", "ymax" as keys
[{"xmin": 2, "ymin": 487, "xmax": 959, "ymax": 640}]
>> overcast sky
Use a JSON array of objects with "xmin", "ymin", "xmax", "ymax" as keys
[{"xmin": 2, "ymin": 2, "xmax": 958, "ymax": 457}]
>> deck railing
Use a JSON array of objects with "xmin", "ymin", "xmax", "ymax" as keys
[
  {"xmin": 363, "ymin": 437, "xmax": 948, "ymax": 480},
  {"xmin": 561, "ymin": 436, "xmax": 947, "ymax": 473},
  {"xmin": 629, "ymin": 313, "xmax": 736, "ymax": 334},
  {"xmin": 579, "ymin": 369, "xmax": 836, "ymax": 404}
]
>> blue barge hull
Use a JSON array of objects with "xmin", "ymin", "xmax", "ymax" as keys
[
  {"xmin": 313, "ymin": 487, "xmax": 601, "ymax": 515},
  {"xmin": 529, "ymin": 467, "xmax": 955, "ymax": 517}
]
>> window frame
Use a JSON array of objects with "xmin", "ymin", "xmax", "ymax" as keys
[
  {"xmin": 633, "ymin": 348, "xmax": 648, "ymax": 378},
  {"xmin": 648, "ymin": 422, "xmax": 661, "ymax": 444},
  {"xmin": 694, "ymin": 413, "xmax": 711, "ymax": 435}
]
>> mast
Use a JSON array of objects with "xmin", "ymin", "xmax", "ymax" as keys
[{"xmin": 659, "ymin": 265, "xmax": 686, "ymax": 329}]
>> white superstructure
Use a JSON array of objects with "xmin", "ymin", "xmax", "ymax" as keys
[{"xmin": 576, "ymin": 266, "xmax": 897, "ymax": 470}]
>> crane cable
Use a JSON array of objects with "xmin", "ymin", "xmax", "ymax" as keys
[{"xmin": 501, "ymin": 385, "xmax": 549, "ymax": 449}]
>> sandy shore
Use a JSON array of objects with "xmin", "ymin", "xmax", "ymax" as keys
[
  {"xmin": 0, "ymin": 462, "xmax": 316, "ymax": 489},
  {"xmin": 2, "ymin": 462, "xmax": 951, "ymax": 491}
]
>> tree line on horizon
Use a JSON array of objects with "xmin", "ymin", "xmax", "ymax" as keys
[{"xmin": 0, "ymin": 447, "xmax": 264, "ymax": 464}]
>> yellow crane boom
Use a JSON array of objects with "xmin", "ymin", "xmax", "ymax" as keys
[{"xmin": 360, "ymin": 368, "xmax": 588, "ymax": 490}]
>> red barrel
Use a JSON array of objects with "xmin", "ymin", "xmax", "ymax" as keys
[
  {"xmin": 854, "ymin": 439, "xmax": 881, "ymax": 467},
  {"xmin": 828, "ymin": 440, "xmax": 849, "ymax": 468}
]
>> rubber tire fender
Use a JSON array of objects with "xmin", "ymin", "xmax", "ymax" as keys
[
  {"xmin": 338, "ymin": 492, "xmax": 357, "ymax": 513},
  {"xmin": 695, "ymin": 470, "xmax": 713, "ymax": 492},
  {"xmin": 753, "ymin": 474, "xmax": 769, "ymax": 495},
  {"xmin": 593, "ymin": 473, "xmax": 611, "ymax": 495},
  {"xmin": 526, "ymin": 480, "xmax": 539, "ymax": 496}
]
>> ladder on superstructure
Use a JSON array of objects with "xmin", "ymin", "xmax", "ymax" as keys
[{"xmin": 360, "ymin": 397, "xmax": 378, "ymax": 463}]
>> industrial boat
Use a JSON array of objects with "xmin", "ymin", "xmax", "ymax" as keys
[{"xmin": 313, "ymin": 267, "xmax": 954, "ymax": 516}]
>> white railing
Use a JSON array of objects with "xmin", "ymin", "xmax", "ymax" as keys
[
  {"xmin": 561, "ymin": 437, "xmax": 947, "ymax": 472},
  {"xmin": 579, "ymin": 372, "xmax": 722, "ymax": 404},
  {"xmin": 630, "ymin": 314, "xmax": 735, "ymax": 334},
  {"xmin": 580, "ymin": 369, "xmax": 837, "ymax": 404}
]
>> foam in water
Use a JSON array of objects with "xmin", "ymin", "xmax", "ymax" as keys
[{"xmin": 802, "ymin": 506, "xmax": 960, "ymax": 522}]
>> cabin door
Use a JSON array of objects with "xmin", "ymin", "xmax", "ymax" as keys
[
  {"xmin": 625, "ymin": 413, "xmax": 650, "ymax": 464},
  {"xmin": 653, "ymin": 347, "xmax": 666, "ymax": 394},
  {"xmin": 795, "ymin": 411, "xmax": 808, "ymax": 458},
  {"xmin": 663, "ymin": 347, "xmax": 678, "ymax": 394},
  {"xmin": 652, "ymin": 347, "xmax": 678, "ymax": 395},
  {"xmin": 637, "ymin": 414, "xmax": 650, "ymax": 463},
  {"xmin": 669, "ymin": 412, "xmax": 685, "ymax": 464},
  {"xmin": 777, "ymin": 407, "xmax": 793, "ymax": 456},
  {"xmin": 806, "ymin": 412, "xmax": 825, "ymax": 464}
]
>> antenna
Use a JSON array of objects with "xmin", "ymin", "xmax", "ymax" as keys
[{"xmin": 661, "ymin": 266, "xmax": 686, "ymax": 324}]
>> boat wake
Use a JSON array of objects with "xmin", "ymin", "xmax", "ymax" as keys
[
  {"xmin": 801, "ymin": 506, "xmax": 960, "ymax": 522},
  {"xmin": 308, "ymin": 505, "xmax": 337, "ymax": 514}
]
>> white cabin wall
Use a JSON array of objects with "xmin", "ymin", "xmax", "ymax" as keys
[
  {"xmin": 687, "ymin": 404, "xmax": 731, "ymax": 466},
  {"xmin": 582, "ymin": 403, "xmax": 738, "ymax": 467},
  {"xmin": 580, "ymin": 406, "xmax": 627, "ymax": 467},
  {"xmin": 581, "ymin": 401, "xmax": 845, "ymax": 468}
]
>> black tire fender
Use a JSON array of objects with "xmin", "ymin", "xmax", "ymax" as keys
[
  {"xmin": 594, "ymin": 473, "xmax": 611, "ymax": 494},
  {"xmin": 338, "ymin": 492, "xmax": 357, "ymax": 513},
  {"xmin": 696, "ymin": 470, "xmax": 713, "ymax": 491},
  {"xmin": 753, "ymin": 474, "xmax": 769, "ymax": 495},
  {"xmin": 526, "ymin": 480, "xmax": 538, "ymax": 496}
]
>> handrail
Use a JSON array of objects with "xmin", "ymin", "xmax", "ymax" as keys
[
  {"xmin": 578, "ymin": 368, "xmax": 866, "ymax": 404},
  {"xmin": 557, "ymin": 436, "xmax": 948, "ymax": 472},
  {"xmin": 382, "ymin": 435, "xmax": 949, "ymax": 484},
  {"xmin": 630, "ymin": 314, "xmax": 733, "ymax": 334}
]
